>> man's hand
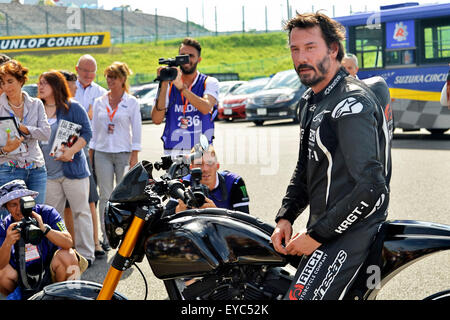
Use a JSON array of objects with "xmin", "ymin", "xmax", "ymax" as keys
[
  {"xmin": 271, "ymin": 219, "xmax": 293, "ymax": 255},
  {"xmin": 285, "ymin": 232, "xmax": 322, "ymax": 256},
  {"xmin": 200, "ymin": 197, "xmax": 216, "ymax": 209},
  {"xmin": 175, "ymin": 196, "xmax": 217, "ymax": 213},
  {"xmin": 31, "ymin": 211, "xmax": 45, "ymax": 230},
  {"xmin": 5, "ymin": 223, "xmax": 21, "ymax": 247},
  {"xmin": 172, "ymin": 68, "xmax": 184, "ymax": 91}
]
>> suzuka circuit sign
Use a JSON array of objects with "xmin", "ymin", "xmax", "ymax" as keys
[{"xmin": 0, "ymin": 32, "xmax": 111, "ymax": 53}]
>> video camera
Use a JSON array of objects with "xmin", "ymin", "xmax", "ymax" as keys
[
  {"xmin": 187, "ymin": 168, "xmax": 210, "ymax": 208},
  {"xmin": 157, "ymin": 54, "xmax": 190, "ymax": 81},
  {"xmin": 12, "ymin": 196, "xmax": 43, "ymax": 245}
]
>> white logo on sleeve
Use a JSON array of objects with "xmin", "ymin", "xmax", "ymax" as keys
[{"xmin": 331, "ymin": 97, "xmax": 364, "ymax": 119}]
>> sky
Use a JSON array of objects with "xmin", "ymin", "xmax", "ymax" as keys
[{"xmin": 98, "ymin": 0, "xmax": 449, "ymax": 32}]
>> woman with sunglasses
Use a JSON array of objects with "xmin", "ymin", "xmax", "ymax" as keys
[
  {"xmin": 0, "ymin": 60, "xmax": 50, "ymax": 208},
  {"xmin": 89, "ymin": 61, "xmax": 142, "ymax": 249},
  {"xmin": 37, "ymin": 70, "xmax": 95, "ymax": 266}
]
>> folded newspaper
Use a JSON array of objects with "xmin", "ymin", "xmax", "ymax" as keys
[
  {"xmin": 0, "ymin": 116, "xmax": 27, "ymax": 155},
  {"xmin": 50, "ymin": 119, "xmax": 81, "ymax": 158}
]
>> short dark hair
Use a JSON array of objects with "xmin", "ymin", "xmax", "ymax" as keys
[
  {"xmin": 59, "ymin": 70, "xmax": 77, "ymax": 82},
  {"xmin": 0, "ymin": 54, "xmax": 11, "ymax": 66},
  {"xmin": 284, "ymin": 12, "xmax": 346, "ymax": 62},
  {"xmin": 0, "ymin": 60, "xmax": 29, "ymax": 86},
  {"xmin": 180, "ymin": 37, "xmax": 202, "ymax": 56}
]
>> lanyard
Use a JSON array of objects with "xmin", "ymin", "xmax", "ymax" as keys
[
  {"xmin": 180, "ymin": 83, "xmax": 194, "ymax": 116},
  {"xmin": 106, "ymin": 104, "xmax": 119, "ymax": 122}
]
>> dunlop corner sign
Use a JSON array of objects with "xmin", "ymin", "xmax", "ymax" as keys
[{"xmin": 0, "ymin": 32, "xmax": 111, "ymax": 53}]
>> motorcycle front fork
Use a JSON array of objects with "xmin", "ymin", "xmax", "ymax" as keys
[{"xmin": 97, "ymin": 215, "xmax": 146, "ymax": 300}]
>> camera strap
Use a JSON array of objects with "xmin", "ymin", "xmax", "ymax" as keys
[{"xmin": 14, "ymin": 239, "xmax": 44, "ymax": 291}]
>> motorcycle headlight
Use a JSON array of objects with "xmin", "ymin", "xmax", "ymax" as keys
[
  {"xmin": 274, "ymin": 92, "xmax": 295, "ymax": 104},
  {"xmin": 105, "ymin": 202, "xmax": 134, "ymax": 249}
]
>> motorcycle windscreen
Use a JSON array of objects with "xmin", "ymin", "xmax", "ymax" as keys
[{"xmin": 109, "ymin": 160, "xmax": 153, "ymax": 203}]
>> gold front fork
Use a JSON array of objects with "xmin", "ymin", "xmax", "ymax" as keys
[{"xmin": 97, "ymin": 216, "xmax": 146, "ymax": 300}]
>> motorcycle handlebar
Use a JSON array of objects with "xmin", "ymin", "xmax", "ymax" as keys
[{"xmin": 167, "ymin": 180, "xmax": 186, "ymax": 201}]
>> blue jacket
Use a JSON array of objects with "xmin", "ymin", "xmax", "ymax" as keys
[{"xmin": 56, "ymin": 100, "xmax": 92, "ymax": 179}]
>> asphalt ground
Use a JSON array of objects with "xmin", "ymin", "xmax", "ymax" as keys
[{"xmin": 79, "ymin": 119, "xmax": 450, "ymax": 300}]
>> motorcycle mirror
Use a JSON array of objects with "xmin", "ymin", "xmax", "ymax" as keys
[{"xmin": 199, "ymin": 134, "xmax": 209, "ymax": 152}]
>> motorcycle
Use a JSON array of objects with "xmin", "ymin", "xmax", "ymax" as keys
[
  {"xmin": 28, "ymin": 142, "xmax": 450, "ymax": 301},
  {"xmin": 30, "ymin": 76, "xmax": 450, "ymax": 301}
]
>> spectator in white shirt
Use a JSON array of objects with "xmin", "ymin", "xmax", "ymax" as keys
[
  {"xmin": 89, "ymin": 62, "xmax": 142, "ymax": 248},
  {"xmin": 74, "ymin": 55, "xmax": 107, "ymax": 120},
  {"xmin": 74, "ymin": 55, "xmax": 108, "ymax": 253}
]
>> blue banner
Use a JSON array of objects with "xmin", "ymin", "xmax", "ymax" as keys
[
  {"xmin": 386, "ymin": 20, "xmax": 415, "ymax": 49},
  {"xmin": 358, "ymin": 66, "xmax": 448, "ymax": 92}
]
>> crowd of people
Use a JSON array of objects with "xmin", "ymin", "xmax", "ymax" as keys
[
  {"xmin": 0, "ymin": 52, "xmax": 144, "ymax": 297},
  {"xmin": 0, "ymin": 36, "xmax": 252, "ymax": 298},
  {"xmin": 0, "ymin": 10, "xmax": 402, "ymax": 299}
]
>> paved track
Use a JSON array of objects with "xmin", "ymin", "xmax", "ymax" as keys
[{"xmin": 83, "ymin": 120, "xmax": 450, "ymax": 300}]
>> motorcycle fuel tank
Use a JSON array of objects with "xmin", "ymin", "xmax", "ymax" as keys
[{"xmin": 145, "ymin": 209, "xmax": 285, "ymax": 279}]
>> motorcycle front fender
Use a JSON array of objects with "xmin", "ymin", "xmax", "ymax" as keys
[{"xmin": 28, "ymin": 280, "xmax": 128, "ymax": 300}]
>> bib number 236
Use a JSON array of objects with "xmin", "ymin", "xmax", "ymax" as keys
[{"xmin": 178, "ymin": 115, "xmax": 200, "ymax": 128}]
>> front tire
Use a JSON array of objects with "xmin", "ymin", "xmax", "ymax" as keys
[{"xmin": 423, "ymin": 289, "xmax": 450, "ymax": 300}]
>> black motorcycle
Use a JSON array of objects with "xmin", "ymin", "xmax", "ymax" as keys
[
  {"xmin": 29, "ymin": 77, "xmax": 450, "ymax": 301},
  {"xmin": 28, "ymin": 137, "xmax": 450, "ymax": 301}
]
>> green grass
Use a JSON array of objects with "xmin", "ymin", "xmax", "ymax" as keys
[{"xmin": 12, "ymin": 32, "xmax": 293, "ymax": 87}]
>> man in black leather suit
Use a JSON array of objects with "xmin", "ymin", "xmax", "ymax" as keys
[{"xmin": 271, "ymin": 12, "xmax": 393, "ymax": 300}]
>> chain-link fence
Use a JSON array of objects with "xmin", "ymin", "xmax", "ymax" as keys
[{"xmin": 0, "ymin": 2, "xmax": 367, "ymax": 44}]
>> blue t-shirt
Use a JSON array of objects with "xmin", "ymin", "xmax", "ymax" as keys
[
  {"xmin": 162, "ymin": 73, "xmax": 217, "ymax": 151},
  {"xmin": 0, "ymin": 204, "xmax": 67, "ymax": 270}
]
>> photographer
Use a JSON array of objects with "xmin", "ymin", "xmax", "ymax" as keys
[
  {"xmin": 152, "ymin": 38, "xmax": 219, "ymax": 156},
  {"xmin": 0, "ymin": 180, "xmax": 87, "ymax": 298},
  {"xmin": 173, "ymin": 145, "xmax": 250, "ymax": 214}
]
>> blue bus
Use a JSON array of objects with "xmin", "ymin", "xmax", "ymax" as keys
[{"xmin": 335, "ymin": 2, "xmax": 450, "ymax": 134}]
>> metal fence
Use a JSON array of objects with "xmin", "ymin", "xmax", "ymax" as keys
[{"xmin": 0, "ymin": 2, "xmax": 366, "ymax": 44}]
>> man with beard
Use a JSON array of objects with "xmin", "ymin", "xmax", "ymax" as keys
[
  {"xmin": 270, "ymin": 12, "xmax": 392, "ymax": 300},
  {"xmin": 152, "ymin": 38, "xmax": 219, "ymax": 156}
]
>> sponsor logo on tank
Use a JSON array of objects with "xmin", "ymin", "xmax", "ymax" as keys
[
  {"xmin": 288, "ymin": 250, "xmax": 327, "ymax": 300},
  {"xmin": 313, "ymin": 250, "xmax": 347, "ymax": 300}
]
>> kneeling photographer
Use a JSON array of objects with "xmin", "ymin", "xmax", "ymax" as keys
[
  {"xmin": 0, "ymin": 180, "xmax": 88, "ymax": 299},
  {"xmin": 171, "ymin": 145, "xmax": 250, "ymax": 214}
]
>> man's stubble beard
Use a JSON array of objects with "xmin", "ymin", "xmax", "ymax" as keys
[
  {"xmin": 296, "ymin": 54, "xmax": 331, "ymax": 87},
  {"xmin": 180, "ymin": 61, "xmax": 198, "ymax": 75}
]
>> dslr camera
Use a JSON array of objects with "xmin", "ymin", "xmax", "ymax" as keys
[
  {"xmin": 157, "ymin": 54, "xmax": 190, "ymax": 81},
  {"xmin": 186, "ymin": 167, "xmax": 210, "ymax": 208},
  {"xmin": 12, "ymin": 196, "xmax": 43, "ymax": 245}
]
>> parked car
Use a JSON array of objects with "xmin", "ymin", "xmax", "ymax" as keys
[
  {"xmin": 245, "ymin": 69, "xmax": 306, "ymax": 126},
  {"xmin": 23, "ymin": 84, "xmax": 38, "ymax": 98},
  {"xmin": 131, "ymin": 82, "xmax": 159, "ymax": 99},
  {"xmin": 216, "ymin": 80, "xmax": 246, "ymax": 121},
  {"xmin": 138, "ymin": 85, "xmax": 159, "ymax": 120},
  {"xmin": 218, "ymin": 77, "xmax": 270, "ymax": 121},
  {"xmin": 218, "ymin": 80, "xmax": 246, "ymax": 100}
]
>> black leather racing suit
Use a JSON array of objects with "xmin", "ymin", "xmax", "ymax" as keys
[{"xmin": 276, "ymin": 68, "xmax": 393, "ymax": 300}]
